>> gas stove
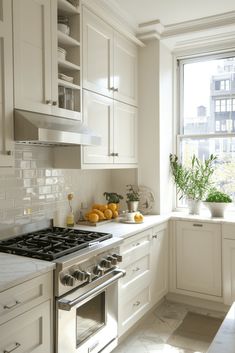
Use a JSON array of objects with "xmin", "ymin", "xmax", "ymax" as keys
[{"xmin": 0, "ymin": 225, "xmax": 112, "ymax": 261}]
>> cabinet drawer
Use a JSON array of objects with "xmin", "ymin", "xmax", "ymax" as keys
[
  {"xmin": 119, "ymin": 287, "xmax": 150, "ymax": 335},
  {"xmin": 0, "ymin": 272, "xmax": 52, "ymax": 325},
  {"xmin": 120, "ymin": 229, "xmax": 151, "ymax": 266},
  {"xmin": 0, "ymin": 300, "xmax": 51, "ymax": 353},
  {"xmin": 222, "ymin": 224, "xmax": 235, "ymax": 240},
  {"xmin": 120, "ymin": 254, "xmax": 150, "ymax": 287}
]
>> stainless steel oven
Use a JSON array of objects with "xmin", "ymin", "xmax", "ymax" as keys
[{"xmin": 56, "ymin": 268, "xmax": 125, "ymax": 353}]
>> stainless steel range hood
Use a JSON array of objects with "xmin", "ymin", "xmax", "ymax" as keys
[{"xmin": 14, "ymin": 109, "xmax": 101, "ymax": 146}]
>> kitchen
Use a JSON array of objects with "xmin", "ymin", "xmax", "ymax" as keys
[{"xmin": 0, "ymin": 0, "xmax": 235, "ymax": 353}]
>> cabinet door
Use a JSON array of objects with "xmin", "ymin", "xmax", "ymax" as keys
[
  {"xmin": 13, "ymin": 0, "xmax": 52, "ymax": 114},
  {"xmin": 82, "ymin": 90, "xmax": 114, "ymax": 164},
  {"xmin": 83, "ymin": 7, "xmax": 113, "ymax": 98},
  {"xmin": 150, "ymin": 226, "xmax": 168, "ymax": 305},
  {"xmin": 176, "ymin": 221, "xmax": 222, "ymax": 296},
  {"xmin": 114, "ymin": 33, "xmax": 138, "ymax": 106},
  {"xmin": 114, "ymin": 101, "xmax": 138, "ymax": 164},
  {"xmin": 0, "ymin": 300, "xmax": 52, "ymax": 353},
  {"xmin": 223, "ymin": 239, "xmax": 235, "ymax": 305},
  {"xmin": 0, "ymin": 0, "xmax": 14, "ymax": 167}
]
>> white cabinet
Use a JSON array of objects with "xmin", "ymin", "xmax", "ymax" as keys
[
  {"xmin": 150, "ymin": 223, "xmax": 168, "ymax": 306},
  {"xmin": 13, "ymin": 0, "xmax": 54, "ymax": 115},
  {"xmin": 0, "ymin": 0, "xmax": 14, "ymax": 167},
  {"xmin": 118, "ymin": 229, "xmax": 152, "ymax": 336},
  {"xmin": 0, "ymin": 300, "xmax": 51, "ymax": 353},
  {"xmin": 175, "ymin": 221, "xmax": 222, "ymax": 297},
  {"xmin": 13, "ymin": 0, "xmax": 82, "ymax": 119},
  {"xmin": 82, "ymin": 90, "xmax": 138, "ymax": 167},
  {"xmin": 222, "ymin": 224, "xmax": 235, "ymax": 305},
  {"xmin": 83, "ymin": 6, "xmax": 138, "ymax": 107},
  {"xmin": 0, "ymin": 272, "xmax": 53, "ymax": 353}
]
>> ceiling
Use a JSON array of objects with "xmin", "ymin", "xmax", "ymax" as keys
[{"xmin": 112, "ymin": 0, "xmax": 235, "ymax": 27}]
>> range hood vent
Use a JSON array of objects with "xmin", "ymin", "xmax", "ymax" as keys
[{"xmin": 14, "ymin": 109, "xmax": 101, "ymax": 146}]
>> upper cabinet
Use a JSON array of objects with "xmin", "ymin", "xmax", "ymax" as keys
[
  {"xmin": 13, "ymin": 0, "xmax": 82, "ymax": 120},
  {"xmin": 83, "ymin": 7, "xmax": 138, "ymax": 107},
  {"xmin": 0, "ymin": 0, "xmax": 14, "ymax": 167}
]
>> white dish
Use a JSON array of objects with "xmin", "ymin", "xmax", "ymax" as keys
[{"xmin": 120, "ymin": 220, "xmax": 144, "ymax": 224}]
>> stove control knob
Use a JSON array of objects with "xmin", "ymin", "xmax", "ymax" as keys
[
  {"xmin": 73, "ymin": 270, "xmax": 86, "ymax": 281},
  {"xmin": 84, "ymin": 271, "xmax": 92, "ymax": 283},
  {"xmin": 62, "ymin": 274, "xmax": 75, "ymax": 286},
  {"xmin": 107, "ymin": 256, "xmax": 118, "ymax": 265},
  {"xmin": 112, "ymin": 254, "xmax": 122, "ymax": 262},
  {"xmin": 100, "ymin": 259, "xmax": 112, "ymax": 268},
  {"xmin": 93, "ymin": 265, "xmax": 104, "ymax": 276}
]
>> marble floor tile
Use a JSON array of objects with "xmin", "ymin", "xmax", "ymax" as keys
[{"xmin": 113, "ymin": 300, "xmax": 225, "ymax": 353}]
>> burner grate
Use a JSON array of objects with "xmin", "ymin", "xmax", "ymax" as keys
[{"xmin": 0, "ymin": 227, "xmax": 112, "ymax": 261}]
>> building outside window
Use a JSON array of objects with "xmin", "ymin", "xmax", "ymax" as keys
[{"xmin": 178, "ymin": 53, "xmax": 235, "ymax": 205}]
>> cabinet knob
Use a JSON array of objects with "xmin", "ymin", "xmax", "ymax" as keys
[
  {"xmin": 52, "ymin": 100, "xmax": 57, "ymax": 106},
  {"xmin": 110, "ymin": 87, "xmax": 115, "ymax": 91},
  {"xmin": 4, "ymin": 300, "xmax": 21, "ymax": 310},
  {"xmin": 110, "ymin": 153, "xmax": 115, "ymax": 156},
  {"xmin": 113, "ymin": 88, "xmax": 119, "ymax": 92},
  {"xmin": 6, "ymin": 150, "xmax": 13, "ymax": 156},
  {"xmin": 114, "ymin": 153, "xmax": 119, "ymax": 157},
  {"xmin": 152, "ymin": 234, "xmax": 158, "ymax": 239},
  {"xmin": 45, "ymin": 99, "xmax": 52, "ymax": 105},
  {"xmin": 133, "ymin": 300, "xmax": 140, "ymax": 307}
]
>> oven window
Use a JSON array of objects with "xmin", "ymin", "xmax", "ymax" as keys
[{"xmin": 76, "ymin": 291, "xmax": 106, "ymax": 347}]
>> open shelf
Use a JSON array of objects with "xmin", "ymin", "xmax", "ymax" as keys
[
  {"xmin": 58, "ymin": 0, "xmax": 80, "ymax": 15},
  {"xmin": 58, "ymin": 58, "xmax": 80, "ymax": 71},
  {"xmin": 58, "ymin": 79, "xmax": 80, "ymax": 90},
  {"xmin": 58, "ymin": 30, "xmax": 80, "ymax": 47}
]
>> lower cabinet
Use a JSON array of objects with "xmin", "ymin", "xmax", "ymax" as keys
[
  {"xmin": 222, "ymin": 224, "xmax": 235, "ymax": 305},
  {"xmin": 175, "ymin": 221, "xmax": 222, "ymax": 298},
  {"xmin": 0, "ymin": 272, "xmax": 53, "ymax": 353},
  {"xmin": 0, "ymin": 300, "xmax": 51, "ymax": 353},
  {"xmin": 150, "ymin": 224, "xmax": 168, "ymax": 306},
  {"xmin": 118, "ymin": 223, "xmax": 168, "ymax": 337}
]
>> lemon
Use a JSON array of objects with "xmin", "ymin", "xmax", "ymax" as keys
[
  {"xmin": 88, "ymin": 213, "xmax": 99, "ymax": 223},
  {"xmin": 108, "ymin": 203, "xmax": 117, "ymax": 212},
  {"xmin": 104, "ymin": 209, "xmax": 112, "ymax": 219},
  {"xmin": 134, "ymin": 213, "xmax": 144, "ymax": 223},
  {"xmin": 112, "ymin": 210, "xmax": 119, "ymax": 219}
]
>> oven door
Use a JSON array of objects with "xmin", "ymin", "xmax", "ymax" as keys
[{"xmin": 56, "ymin": 269, "xmax": 125, "ymax": 353}]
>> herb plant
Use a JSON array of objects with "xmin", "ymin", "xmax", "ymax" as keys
[
  {"xmin": 169, "ymin": 153, "xmax": 217, "ymax": 201},
  {"xmin": 126, "ymin": 184, "xmax": 140, "ymax": 202},
  {"xmin": 103, "ymin": 192, "xmax": 123, "ymax": 204},
  {"xmin": 205, "ymin": 189, "xmax": 232, "ymax": 203}
]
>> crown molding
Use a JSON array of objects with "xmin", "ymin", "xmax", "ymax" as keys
[{"xmin": 137, "ymin": 10, "xmax": 235, "ymax": 50}]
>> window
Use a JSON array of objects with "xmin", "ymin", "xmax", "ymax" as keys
[{"xmin": 178, "ymin": 53, "xmax": 235, "ymax": 203}]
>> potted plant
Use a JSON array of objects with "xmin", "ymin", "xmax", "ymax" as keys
[
  {"xmin": 204, "ymin": 189, "xmax": 232, "ymax": 217},
  {"xmin": 126, "ymin": 184, "xmax": 140, "ymax": 212},
  {"xmin": 103, "ymin": 192, "xmax": 123, "ymax": 212},
  {"xmin": 169, "ymin": 153, "xmax": 217, "ymax": 214}
]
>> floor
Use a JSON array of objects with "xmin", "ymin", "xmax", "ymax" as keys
[{"xmin": 113, "ymin": 300, "xmax": 225, "ymax": 353}]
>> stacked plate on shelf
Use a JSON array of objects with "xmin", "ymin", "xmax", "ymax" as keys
[{"xmin": 58, "ymin": 47, "xmax": 67, "ymax": 61}]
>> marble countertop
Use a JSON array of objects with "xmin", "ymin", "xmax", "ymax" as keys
[
  {"xmin": 171, "ymin": 210, "xmax": 235, "ymax": 224},
  {"xmin": 0, "ymin": 253, "xmax": 55, "ymax": 292},
  {"xmin": 207, "ymin": 302, "xmax": 235, "ymax": 353},
  {"xmin": 70, "ymin": 214, "xmax": 170, "ymax": 239}
]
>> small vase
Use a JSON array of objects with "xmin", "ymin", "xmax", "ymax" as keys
[
  {"xmin": 204, "ymin": 202, "xmax": 229, "ymax": 218},
  {"xmin": 127, "ymin": 201, "xmax": 139, "ymax": 212},
  {"xmin": 187, "ymin": 199, "xmax": 201, "ymax": 215}
]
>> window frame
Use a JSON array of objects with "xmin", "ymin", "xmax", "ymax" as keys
[{"xmin": 176, "ymin": 51, "xmax": 235, "ymax": 209}]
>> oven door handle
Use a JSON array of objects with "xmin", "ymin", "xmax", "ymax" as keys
[{"xmin": 57, "ymin": 269, "xmax": 126, "ymax": 311}]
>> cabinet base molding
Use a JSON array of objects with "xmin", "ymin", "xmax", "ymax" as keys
[{"xmin": 166, "ymin": 292, "xmax": 229, "ymax": 314}]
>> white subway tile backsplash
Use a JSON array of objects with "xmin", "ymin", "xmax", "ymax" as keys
[{"xmin": 0, "ymin": 145, "xmax": 113, "ymax": 227}]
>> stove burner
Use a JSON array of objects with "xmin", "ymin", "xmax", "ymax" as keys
[{"xmin": 0, "ymin": 227, "xmax": 112, "ymax": 261}]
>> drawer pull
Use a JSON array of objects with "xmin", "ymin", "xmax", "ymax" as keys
[
  {"xmin": 132, "ymin": 267, "xmax": 140, "ymax": 272},
  {"xmin": 4, "ymin": 342, "xmax": 21, "ymax": 353},
  {"xmin": 4, "ymin": 300, "xmax": 21, "ymax": 310},
  {"xmin": 152, "ymin": 234, "xmax": 158, "ymax": 239},
  {"xmin": 193, "ymin": 223, "xmax": 203, "ymax": 227},
  {"xmin": 132, "ymin": 242, "xmax": 140, "ymax": 247},
  {"xmin": 133, "ymin": 301, "xmax": 140, "ymax": 307}
]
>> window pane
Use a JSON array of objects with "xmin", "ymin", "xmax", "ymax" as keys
[
  {"xmin": 180, "ymin": 137, "xmax": 235, "ymax": 199},
  {"xmin": 182, "ymin": 57, "xmax": 235, "ymax": 135}
]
